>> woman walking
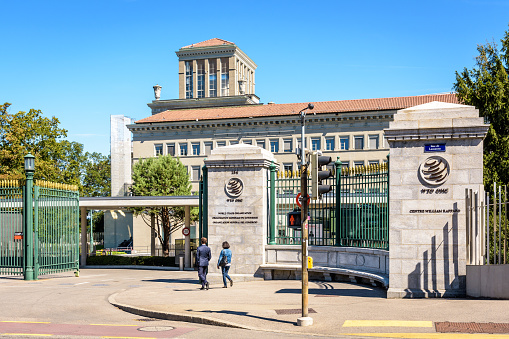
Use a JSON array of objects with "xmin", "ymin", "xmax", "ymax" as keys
[{"xmin": 217, "ymin": 241, "xmax": 233, "ymax": 288}]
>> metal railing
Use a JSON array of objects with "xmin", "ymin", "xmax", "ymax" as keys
[
  {"xmin": 466, "ymin": 183, "xmax": 508, "ymax": 265},
  {"xmin": 268, "ymin": 161, "xmax": 389, "ymax": 250}
]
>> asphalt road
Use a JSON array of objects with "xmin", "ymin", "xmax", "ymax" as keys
[{"xmin": 0, "ymin": 268, "xmax": 347, "ymax": 339}]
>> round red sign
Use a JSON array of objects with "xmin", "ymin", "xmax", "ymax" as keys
[
  {"xmin": 296, "ymin": 193, "xmax": 310, "ymax": 207},
  {"xmin": 182, "ymin": 227, "xmax": 190, "ymax": 236}
]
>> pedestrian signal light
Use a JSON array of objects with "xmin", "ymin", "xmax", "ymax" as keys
[
  {"xmin": 287, "ymin": 210, "xmax": 302, "ymax": 229},
  {"xmin": 311, "ymin": 152, "xmax": 334, "ymax": 199}
]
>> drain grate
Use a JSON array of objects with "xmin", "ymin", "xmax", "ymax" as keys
[
  {"xmin": 436, "ymin": 322, "xmax": 509, "ymax": 334},
  {"xmin": 275, "ymin": 308, "xmax": 317, "ymax": 315},
  {"xmin": 135, "ymin": 318, "xmax": 159, "ymax": 322},
  {"xmin": 138, "ymin": 326, "xmax": 174, "ymax": 332}
]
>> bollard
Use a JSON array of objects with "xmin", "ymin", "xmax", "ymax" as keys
[{"xmin": 179, "ymin": 256, "xmax": 184, "ymax": 271}]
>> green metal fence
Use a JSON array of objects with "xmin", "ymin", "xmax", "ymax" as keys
[
  {"xmin": 0, "ymin": 179, "xmax": 79, "ymax": 279},
  {"xmin": 268, "ymin": 160, "xmax": 389, "ymax": 250},
  {"xmin": 0, "ymin": 180, "xmax": 24, "ymax": 276},
  {"xmin": 35, "ymin": 181, "xmax": 80, "ymax": 276}
]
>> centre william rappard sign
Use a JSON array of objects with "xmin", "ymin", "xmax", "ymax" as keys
[
  {"xmin": 211, "ymin": 171, "xmax": 259, "ymax": 225},
  {"xmin": 409, "ymin": 144, "xmax": 460, "ymax": 214}
]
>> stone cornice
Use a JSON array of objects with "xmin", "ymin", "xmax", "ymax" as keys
[
  {"xmin": 204, "ymin": 158, "xmax": 277, "ymax": 169},
  {"xmin": 384, "ymin": 125, "xmax": 489, "ymax": 141},
  {"xmin": 128, "ymin": 110, "xmax": 395, "ymax": 134}
]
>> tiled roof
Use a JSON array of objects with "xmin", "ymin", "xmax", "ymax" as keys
[
  {"xmin": 136, "ymin": 93, "xmax": 459, "ymax": 124},
  {"xmin": 181, "ymin": 38, "xmax": 235, "ymax": 49}
]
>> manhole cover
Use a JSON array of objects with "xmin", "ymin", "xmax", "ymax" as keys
[
  {"xmin": 275, "ymin": 308, "xmax": 317, "ymax": 315},
  {"xmin": 138, "ymin": 326, "xmax": 174, "ymax": 332},
  {"xmin": 436, "ymin": 322, "xmax": 509, "ymax": 334}
]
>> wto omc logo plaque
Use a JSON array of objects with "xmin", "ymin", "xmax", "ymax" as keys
[
  {"xmin": 419, "ymin": 156, "xmax": 450, "ymax": 186},
  {"xmin": 225, "ymin": 177, "xmax": 244, "ymax": 198}
]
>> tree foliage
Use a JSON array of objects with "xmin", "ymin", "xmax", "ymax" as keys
[
  {"xmin": 130, "ymin": 155, "xmax": 196, "ymax": 257},
  {"xmin": 0, "ymin": 103, "xmax": 110, "ymax": 196},
  {"xmin": 454, "ymin": 27, "xmax": 509, "ymax": 192}
]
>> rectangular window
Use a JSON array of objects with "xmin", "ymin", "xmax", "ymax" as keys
[
  {"xmin": 368, "ymin": 160, "xmax": 379, "ymax": 166},
  {"xmin": 217, "ymin": 141, "xmax": 226, "ymax": 148},
  {"xmin": 154, "ymin": 144, "xmax": 163, "ymax": 156},
  {"xmin": 197, "ymin": 61, "xmax": 205, "ymax": 98},
  {"xmin": 204, "ymin": 142, "xmax": 213, "ymax": 155},
  {"xmin": 340, "ymin": 137, "xmax": 349, "ymax": 150},
  {"xmin": 297, "ymin": 138, "xmax": 307, "ymax": 150},
  {"xmin": 257, "ymin": 139, "xmax": 265, "ymax": 149},
  {"xmin": 185, "ymin": 61, "xmax": 193, "ymax": 99},
  {"xmin": 311, "ymin": 138, "xmax": 321, "ymax": 151},
  {"xmin": 192, "ymin": 142, "xmax": 200, "ymax": 156},
  {"xmin": 209, "ymin": 60, "xmax": 217, "ymax": 97},
  {"xmin": 179, "ymin": 143, "xmax": 188, "ymax": 156},
  {"xmin": 341, "ymin": 162, "xmax": 349, "ymax": 170},
  {"xmin": 230, "ymin": 140, "xmax": 239, "ymax": 145},
  {"xmin": 369, "ymin": 135, "xmax": 379, "ymax": 150},
  {"xmin": 283, "ymin": 139, "xmax": 293, "ymax": 152},
  {"xmin": 325, "ymin": 137, "xmax": 335, "ymax": 151},
  {"xmin": 192, "ymin": 166, "xmax": 201, "ymax": 181},
  {"xmin": 283, "ymin": 163, "xmax": 293, "ymax": 173},
  {"xmin": 354, "ymin": 136, "xmax": 364, "ymax": 150},
  {"xmin": 221, "ymin": 59, "xmax": 229, "ymax": 96},
  {"xmin": 242, "ymin": 139, "xmax": 252, "ymax": 145},
  {"xmin": 270, "ymin": 139, "xmax": 279, "ymax": 153},
  {"xmin": 354, "ymin": 161, "xmax": 364, "ymax": 167},
  {"xmin": 167, "ymin": 143, "xmax": 175, "ymax": 156}
]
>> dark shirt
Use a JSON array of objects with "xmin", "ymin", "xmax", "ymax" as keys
[{"xmin": 196, "ymin": 244, "xmax": 211, "ymax": 267}]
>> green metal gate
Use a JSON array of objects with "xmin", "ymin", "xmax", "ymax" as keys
[
  {"xmin": 0, "ymin": 179, "xmax": 79, "ymax": 279},
  {"xmin": 268, "ymin": 158, "xmax": 389, "ymax": 250},
  {"xmin": 0, "ymin": 180, "xmax": 23, "ymax": 275}
]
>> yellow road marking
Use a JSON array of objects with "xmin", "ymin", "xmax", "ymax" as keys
[
  {"xmin": 343, "ymin": 320, "xmax": 433, "ymax": 327},
  {"xmin": 2, "ymin": 334, "xmax": 52, "ymax": 337},
  {"xmin": 0, "ymin": 321, "xmax": 51, "ymax": 324},
  {"xmin": 90, "ymin": 324, "xmax": 139, "ymax": 327},
  {"xmin": 343, "ymin": 333, "xmax": 509, "ymax": 338}
]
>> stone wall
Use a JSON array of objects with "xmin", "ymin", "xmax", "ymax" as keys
[{"xmin": 385, "ymin": 102, "xmax": 488, "ymax": 298}]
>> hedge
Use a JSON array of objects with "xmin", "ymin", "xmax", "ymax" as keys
[{"xmin": 86, "ymin": 255, "xmax": 177, "ymax": 267}]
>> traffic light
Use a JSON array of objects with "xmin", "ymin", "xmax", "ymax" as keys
[
  {"xmin": 311, "ymin": 152, "xmax": 334, "ymax": 199},
  {"xmin": 287, "ymin": 210, "xmax": 302, "ymax": 229}
]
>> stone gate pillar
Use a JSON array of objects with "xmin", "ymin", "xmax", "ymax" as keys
[
  {"xmin": 204, "ymin": 144, "xmax": 276, "ymax": 281},
  {"xmin": 384, "ymin": 101, "xmax": 488, "ymax": 298}
]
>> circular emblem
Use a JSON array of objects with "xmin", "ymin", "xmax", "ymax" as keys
[
  {"xmin": 225, "ymin": 177, "xmax": 244, "ymax": 198},
  {"xmin": 182, "ymin": 227, "xmax": 190, "ymax": 236},
  {"xmin": 419, "ymin": 156, "xmax": 450, "ymax": 186}
]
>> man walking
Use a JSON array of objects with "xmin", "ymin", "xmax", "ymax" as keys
[{"xmin": 196, "ymin": 237, "xmax": 211, "ymax": 290}]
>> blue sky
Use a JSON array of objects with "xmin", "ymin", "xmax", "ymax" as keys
[{"xmin": 1, "ymin": 0, "xmax": 508, "ymax": 156}]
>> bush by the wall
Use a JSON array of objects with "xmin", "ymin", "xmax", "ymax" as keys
[{"xmin": 86, "ymin": 255, "xmax": 177, "ymax": 267}]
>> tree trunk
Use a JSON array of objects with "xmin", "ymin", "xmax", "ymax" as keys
[{"xmin": 161, "ymin": 207, "xmax": 171, "ymax": 257}]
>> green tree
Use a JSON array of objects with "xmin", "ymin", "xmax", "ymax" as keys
[
  {"xmin": 0, "ymin": 102, "xmax": 110, "ymax": 197},
  {"xmin": 454, "ymin": 27, "xmax": 509, "ymax": 192},
  {"xmin": 82, "ymin": 153, "xmax": 111, "ymax": 197},
  {"xmin": 130, "ymin": 155, "xmax": 195, "ymax": 257}
]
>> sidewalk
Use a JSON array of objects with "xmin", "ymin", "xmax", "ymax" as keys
[{"xmin": 108, "ymin": 270, "xmax": 509, "ymax": 337}]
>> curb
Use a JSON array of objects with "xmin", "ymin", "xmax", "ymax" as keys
[
  {"xmin": 83, "ymin": 265, "xmax": 195, "ymax": 271},
  {"xmin": 108, "ymin": 291, "xmax": 254, "ymax": 330}
]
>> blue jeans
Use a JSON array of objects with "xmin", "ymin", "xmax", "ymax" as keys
[{"xmin": 221, "ymin": 265, "xmax": 232, "ymax": 286}]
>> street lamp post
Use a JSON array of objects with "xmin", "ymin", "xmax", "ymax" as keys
[
  {"xmin": 23, "ymin": 153, "xmax": 35, "ymax": 281},
  {"xmin": 298, "ymin": 103, "xmax": 314, "ymax": 327}
]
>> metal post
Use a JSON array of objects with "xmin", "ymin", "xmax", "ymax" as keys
[
  {"xmin": 150, "ymin": 213, "xmax": 156, "ymax": 256},
  {"xmin": 23, "ymin": 168, "xmax": 34, "ymax": 280},
  {"xmin": 185, "ymin": 205, "xmax": 191, "ymax": 268},
  {"xmin": 202, "ymin": 164, "xmax": 208, "ymax": 239},
  {"xmin": 297, "ymin": 104, "xmax": 313, "ymax": 327},
  {"xmin": 335, "ymin": 157, "xmax": 342, "ymax": 247},
  {"xmin": 269, "ymin": 161, "xmax": 277, "ymax": 245},
  {"xmin": 80, "ymin": 207, "xmax": 87, "ymax": 267}
]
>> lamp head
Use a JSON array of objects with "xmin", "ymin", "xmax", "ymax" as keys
[
  {"xmin": 308, "ymin": 103, "xmax": 314, "ymax": 110},
  {"xmin": 24, "ymin": 154, "xmax": 35, "ymax": 172}
]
